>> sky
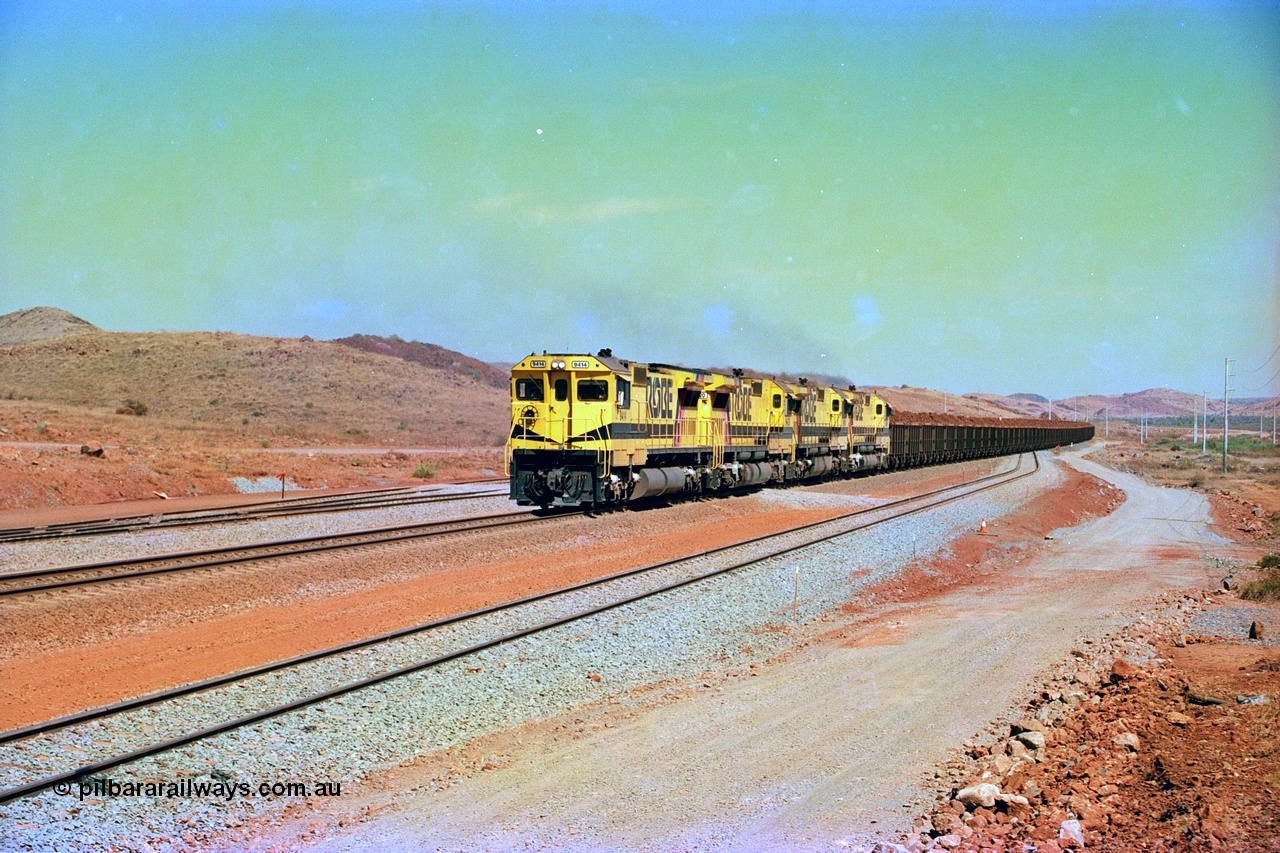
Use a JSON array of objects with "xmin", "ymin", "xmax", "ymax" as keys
[{"xmin": 1, "ymin": 1, "xmax": 1278, "ymax": 398}]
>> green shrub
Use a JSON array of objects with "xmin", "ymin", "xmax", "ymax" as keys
[
  {"xmin": 413, "ymin": 463, "xmax": 438, "ymax": 479},
  {"xmin": 1258, "ymin": 553, "xmax": 1280, "ymax": 569},
  {"xmin": 116, "ymin": 399, "xmax": 148, "ymax": 416},
  {"xmin": 1240, "ymin": 569, "xmax": 1280, "ymax": 602}
]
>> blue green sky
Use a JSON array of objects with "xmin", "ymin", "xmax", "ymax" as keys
[{"xmin": 2, "ymin": 1, "xmax": 1277, "ymax": 397}]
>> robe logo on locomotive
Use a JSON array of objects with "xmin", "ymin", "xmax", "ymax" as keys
[
  {"xmin": 729, "ymin": 385, "xmax": 753, "ymax": 422},
  {"xmin": 648, "ymin": 376, "xmax": 674, "ymax": 421}
]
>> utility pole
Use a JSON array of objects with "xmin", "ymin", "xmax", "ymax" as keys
[
  {"xmin": 1193, "ymin": 398, "xmax": 1198, "ymax": 444},
  {"xmin": 1202, "ymin": 392, "xmax": 1208, "ymax": 454},
  {"xmin": 943, "ymin": 391, "xmax": 947, "ymax": 414},
  {"xmin": 1048, "ymin": 398, "xmax": 1053, "ymax": 421},
  {"xmin": 1104, "ymin": 405, "xmax": 1109, "ymax": 438},
  {"xmin": 1222, "ymin": 358, "xmax": 1232, "ymax": 475}
]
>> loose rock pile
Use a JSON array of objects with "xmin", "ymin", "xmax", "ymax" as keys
[
  {"xmin": 1210, "ymin": 491, "xmax": 1273, "ymax": 538},
  {"xmin": 904, "ymin": 589, "xmax": 1280, "ymax": 852}
]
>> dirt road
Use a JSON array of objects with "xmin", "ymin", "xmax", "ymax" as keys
[{"xmin": 286, "ymin": 449, "xmax": 1243, "ymax": 851}]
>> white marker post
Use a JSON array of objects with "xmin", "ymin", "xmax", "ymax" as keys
[{"xmin": 793, "ymin": 567, "xmax": 800, "ymax": 624}]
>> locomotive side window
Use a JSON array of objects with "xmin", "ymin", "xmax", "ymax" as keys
[
  {"xmin": 554, "ymin": 379, "xmax": 569, "ymax": 402},
  {"xmin": 831, "ymin": 399, "xmax": 840, "ymax": 412},
  {"xmin": 752, "ymin": 381, "xmax": 763, "ymax": 396},
  {"xmin": 772, "ymin": 394, "xmax": 782, "ymax": 409},
  {"xmin": 616, "ymin": 377, "xmax": 631, "ymax": 408},
  {"xmin": 787, "ymin": 397, "xmax": 802, "ymax": 414},
  {"xmin": 876, "ymin": 403, "xmax": 883, "ymax": 415},
  {"xmin": 577, "ymin": 379, "xmax": 609, "ymax": 402},
  {"xmin": 515, "ymin": 378, "xmax": 544, "ymax": 401},
  {"xmin": 712, "ymin": 392, "xmax": 729, "ymax": 410}
]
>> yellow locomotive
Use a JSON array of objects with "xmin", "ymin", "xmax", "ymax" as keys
[{"xmin": 505, "ymin": 349, "xmax": 890, "ymax": 508}]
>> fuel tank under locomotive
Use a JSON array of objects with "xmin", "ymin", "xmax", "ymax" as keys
[{"xmin": 509, "ymin": 452, "xmax": 885, "ymax": 508}]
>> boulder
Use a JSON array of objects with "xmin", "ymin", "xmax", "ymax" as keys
[
  {"xmin": 1015, "ymin": 730, "xmax": 1047, "ymax": 751},
  {"xmin": 1166, "ymin": 710, "xmax": 1193, "ymax": 726},
  {"xmin": 1011, "ymin": 718, "xmax": 1047, "ymax": 736},
  {"xmin": 79, "ymin": 441, "xmax": 105, "ymax": 457},
  {"xmin": 1250, "ymin": 621, "xmax": 1266, "ymax": 641},
  {"xmin": 1109, "ymin": 658, "xmax": 1141, "ymax": 682},
  {"xmin": 1113, "ymin": 732, "xmax": 1141, "ymax": 752},
  {"xmin": 1059, "ymin": 818, "xmax": 1086, "ymax": 848},
  {"xmin": 1007, "ymin": 738, "xmax": 1028, "ymax": 760},
  {"xmin": 955, "ymin": 782, "xmax": 1000, "ymax": 810}
]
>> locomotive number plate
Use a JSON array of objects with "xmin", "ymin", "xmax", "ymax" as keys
[
  {"xmin": 530, "ymin": 359, "xmax": 546, "ymax": 368},
  {"xmin": 571, "ymin": 360, "xmax": 590, "ymax": 369}
]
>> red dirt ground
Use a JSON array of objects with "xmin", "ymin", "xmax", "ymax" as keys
[
  {"xmin": 0, "ymin": 438, "xmax": 502, "ymax": 512},
  {"xmin": 0, "ymin": 505, "xmax": 848, "ymax": 730}
]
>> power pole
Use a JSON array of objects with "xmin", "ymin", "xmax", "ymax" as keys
[
  {"xmin": 1202, "ymin": 391, "xmax": 1208, "ymax": 454},
  {"xmin": 1222, "ymin": 358, "xmax": 1232, "ymax": 475},
  {"xmin": 1048, "ymin": 398, "xmax": 1053, "ymax": 421},
  {"xmin": 1104, "ymin": 405, "xmax": 1109, "ymax": 438},
  {"xmin": 943, "ymin": 391, "xmax": 947, "ymax": 414},
  {"xmin": 1193, "ymin": 398, "xmax": 1198, "ymax": 444}
]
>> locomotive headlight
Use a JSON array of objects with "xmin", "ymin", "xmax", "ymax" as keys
[{"xmin": 551, "ymin": 360, "xmax": 566, "ymax": 369}]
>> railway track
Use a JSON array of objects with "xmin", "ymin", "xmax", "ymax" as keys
[
  {"xmin": 0, "ymin": 504, "xmax": 577, "ymax": 599},
  {"xmin": 0, "ymin": 479, "xmax": 510, "ymax": 545},
  {"xmin": 0, "ymin": 451, "xmax": 1039, "ymax": 805}
]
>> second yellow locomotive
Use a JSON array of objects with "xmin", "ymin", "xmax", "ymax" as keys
[{"xmin": 505, "ymin": 350, "xmax": 890, "ymax": 508}]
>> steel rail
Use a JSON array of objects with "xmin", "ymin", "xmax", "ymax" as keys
[
  {"xmin": 0, "ymin": 506, "xmax": 572, "ymax": 598},
  {"xmin": 0, "ymin": 481, "xmax": 511, "ymax": 544},
  {"xmin": 0, "ymin": 452, "xmax": 1038, "ymax": 804}
]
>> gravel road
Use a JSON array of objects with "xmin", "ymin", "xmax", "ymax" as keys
[{"xmin": 290, "ymin": 448, "xmax": 1243, "ymax": 852}]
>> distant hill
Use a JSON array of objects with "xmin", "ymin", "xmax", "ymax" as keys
[
  {"xmin": 867, "ymin": 386, "xmax": 1025, "ymax": 419},
  {"xmin": 1053, "ymin": 389, "xmax": 1207, "ymax": 420},
  {"xmin": 333, "ymin": 334, "xmax": 508, "ymax": 390},
  {"xmin": 0, "ymin": 307, "xmax": 99, "ymax": 344},
  {"xmin": 0, "ymin": 324, "xmax": 508, "ymax": 447}
]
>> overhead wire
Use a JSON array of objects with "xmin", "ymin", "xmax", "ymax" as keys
[
  {"xmin": 1240, "ymin": 341, "xmax": 1280, "ymax": 374},
  {"xmin": 1241, "ymin": 362, "xmax": 1280, "ymax": 393}
]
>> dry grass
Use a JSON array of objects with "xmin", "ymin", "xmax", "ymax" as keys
[
  {"xmin": 1241, "ymin": 569, "xmax": 1280, "ymax": 602},
  {"xmin": 0, "ymin": 330, "xmax": 508, "ymax": 448}
]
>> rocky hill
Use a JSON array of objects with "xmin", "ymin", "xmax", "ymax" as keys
[
  {"xmin": 0, "ymin": 306, "xmax": 100, "ymax": 344},
  {"xmin": 333, "ymin": 334, "xmax": 508, "ymax": 390},
  {"xmin": 0, "ymin": 313, "xmax": 508, "ymax": 447},
  {"xmin": 867, "ymin": 386, "xmax": 1025, "ymax": 419}
]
